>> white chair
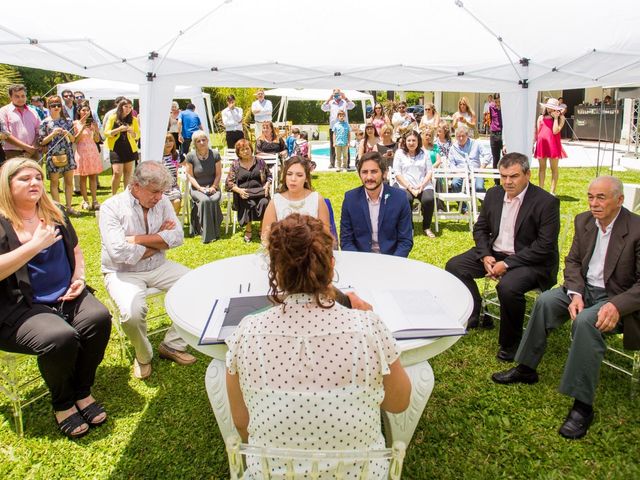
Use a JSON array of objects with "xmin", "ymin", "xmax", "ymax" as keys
[
  {"xmin": 432, "ymin": 167, "xmax": 473, "ymax": 233},
  {"xmin": 226, "ymin": 434, "xmax": 406, "ymax": 480},
  {"xmin": 386, "ymin": 166, "xmax": 397, "ymax": 187},
  {"xmin": 603, "ymin": 339, "xmax": 640, "ymax": 398},
  {"xmin": 221, "ymin": 158, "xmax": 238, "ymax": 235},
  {"xmin": 470, "ymin": 167, "xmax": 501, "ymax": 222},
  {"xmin": 261, "ymin": 155, "xmax": 279, "ymax": 196},
  {"xmin": 177, "ymin": 165, "xmax": 191, "ymax": 229}
]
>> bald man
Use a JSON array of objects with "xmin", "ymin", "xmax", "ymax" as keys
[{"xmin": 492, "ymin": 176, "xmax": 640, "ymax": 439}]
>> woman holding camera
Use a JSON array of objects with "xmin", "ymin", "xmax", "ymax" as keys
[
  {"xmin": 104, "ymin": 98, "xmax": 140, "ymax": 195},
  {"xmin": 39, "ymin": 95, "xmax": 77, "ymax": 215},
  {"xmin": 73, "ymin": 101, "xmax": 103, "ymax": 211}
]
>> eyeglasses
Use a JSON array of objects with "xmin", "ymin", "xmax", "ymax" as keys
[
  {"xmin": 75, "ymin": 95, "xmax": 84, "ymax": 100},
  {"xmin": 63, "ymin": 94, "xmax": 73, "ymax": 98},
  {"xmin": 426, "ymin": 108, "xmax": 433, "ymax": 112},
  {"xmin": 195, "ymin": 139, "xmax": 208, "ymax": 143},
  {"xmin": 49, "ymin": 103, "xmax": 62, "ymax": 108}
]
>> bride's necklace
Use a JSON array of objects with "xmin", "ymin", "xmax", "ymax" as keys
[{"xmin": 284, "ymin": 192, "xmax": 307, "ymax": 210}]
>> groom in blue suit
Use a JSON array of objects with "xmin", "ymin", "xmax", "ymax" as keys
[{"xmin": 340, "ymin": 152, "xmax": 413, "ymax": 257}]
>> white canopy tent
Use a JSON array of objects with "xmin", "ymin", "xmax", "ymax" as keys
[
  {"xmin": 56, "ymin": 78, "xmax": 214, "ymax": 134},
  {"xmin": 264, "ymin": 88, "xmax": 374, "ymax": 124},
  {"xmin": 1, "ymin": 0, "xmax": 639, "ymax": 161}
]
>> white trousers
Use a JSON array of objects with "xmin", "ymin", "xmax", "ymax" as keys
[{"xmin": 104, "ymin": 260, "xmax": 190, "ymax": 363}]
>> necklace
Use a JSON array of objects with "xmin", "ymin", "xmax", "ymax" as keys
[{"xmin": 21, "ymin": 213, "xmax": 37, "ymax": 224}]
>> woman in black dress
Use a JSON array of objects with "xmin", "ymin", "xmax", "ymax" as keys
[
  {"xmin": 225, "ymin": 139, "xmax": 272, "ymax": 243},
  {"xmin": 255, "ymin": 121, "xmax": 287, "ymax": 160},
  {"xmin": 104, "ymin": 98, "xmax": 140, "ymax": 195}
]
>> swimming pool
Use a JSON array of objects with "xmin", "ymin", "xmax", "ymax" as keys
[{"xmin": 311, "ymin": 145, "xmax": 357, "ymax": 157}]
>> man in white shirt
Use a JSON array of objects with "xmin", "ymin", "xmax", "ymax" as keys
[
  {"xmin": 99, "ymin": 161, "xmax": 196, "ymax": 379},
  {"xmin": 446, "ymin": 153, "xmax": 560, "ymax": 359},
  {"xmin": 493, "ymin": 176, "xmax": 640, "ymax": 440},
  {"xmin": 321, "ymin": 89, "xmax": 355, "ymax": 169},
  {"xmin": 251, "ymin": 89, "xmax": 272, "ymax": 139}
]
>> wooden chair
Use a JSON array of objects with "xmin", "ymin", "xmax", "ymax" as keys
[
  {"xmin": 0, "ymin": 351, "xmax": 48, "ymax": 436},
  {"xmin": 226, "ymin": 434, "xmax": 406, "ymax": 480}
]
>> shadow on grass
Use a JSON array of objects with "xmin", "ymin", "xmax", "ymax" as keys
[
  {"xmin": 107, "ymin": 345, "xmax": 228, "ymax": 479},
  {"xmin": 7, "ymin": 364, "xmax": 145, "ymax": 443}
]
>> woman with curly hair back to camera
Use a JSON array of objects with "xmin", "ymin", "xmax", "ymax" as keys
[{"xmin": 226, "ymin": 213, "xmax": 411, "ymax": 477}]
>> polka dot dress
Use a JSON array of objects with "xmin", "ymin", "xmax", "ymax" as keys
[{"xmin": 226, "ymin": 293, "xmax": 400, "ymax": 479}]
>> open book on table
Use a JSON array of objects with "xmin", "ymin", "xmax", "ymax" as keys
[
  {"xmin": 356, "ymin": 288, "xmax": 466, "ymax": 340},
  {"xmin": 199, "ymin": 288, "xmax": 465, "ymax": 345}
]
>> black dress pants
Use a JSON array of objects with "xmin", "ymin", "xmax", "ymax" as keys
[
  {"xmin": 0, "ymin": 290, "xmax": 111, "ymax": 411},
  {"xmin": 490, "ymin": 131, "xmax": 503, "ymax": 185},
  {"xmin": 445, "ymin": 249, "xmax": 540, "ymax": 349},
  {"xmin": 404, "ymin": 189, "xmax": 435, "ymax": 230}
]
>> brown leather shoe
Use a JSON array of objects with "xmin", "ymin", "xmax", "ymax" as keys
[
  {"xmin": 133, "ymin": 359, "xmax": 152, "ymax": 379},
  {"xmin": 158, "ymin": 342, "xmax": 197, "ymax": 366}
]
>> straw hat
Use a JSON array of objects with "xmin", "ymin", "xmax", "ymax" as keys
[{"xmin": 540, "ymin": 98, "xmax": 564, "ymax": 111}]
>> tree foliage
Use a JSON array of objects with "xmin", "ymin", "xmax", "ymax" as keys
[{"xmin": 0, "ymin": 64, "xmax": 23, "ymax": 104}]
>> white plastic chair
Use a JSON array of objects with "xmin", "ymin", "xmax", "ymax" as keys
[
  {"xmin": 470, "ymin": 167, "xmax": 501, "ymax": 222},
  {"xmin": 221, "ymin": 157, "xmax": 238, "ymax": 235},
  {"xmin": 226, "ymin": 434, "xmax": 406, "ymax": 480},
  {"xmin": 177, "ymin": 165, "xmax": 191, "ymax": 229},
  {"xmin": 432, "ymin": 166, "xmax": 473, "ymax": 233},
  {"xmin": 0, "ymin": 351, "xmax": 48, "ymax": 436}
]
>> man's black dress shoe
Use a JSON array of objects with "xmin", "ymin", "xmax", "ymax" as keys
[
  {"xmin": 491, "ymin": 366, "xmax": 539, "ymax": 385},
  {"xmin": 481, "ymin": 314, "xmax": 494, "ymax": 329},
  {"xmin": 496, "ymin": 345, "xmax": 518, "ymax": 362},
  {"xmin": 558, "ymin": 408, "xmax": 594, "ymax": 440}
]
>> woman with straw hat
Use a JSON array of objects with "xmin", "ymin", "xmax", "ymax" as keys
[{"xmin": 534, "ymin": 98, "xmax": 567, "ymax": 195}]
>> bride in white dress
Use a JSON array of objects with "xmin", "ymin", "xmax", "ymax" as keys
[{"xmin": 261, "ymin": 156, "xmax": 331, "ymax": 241}]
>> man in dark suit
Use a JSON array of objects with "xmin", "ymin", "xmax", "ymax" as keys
[
  {"xmin": 340, "ymin": 151, "xmax": 413, "ymax": 257},
  {"xmin": 493, "ymin": 176, "xmax": 640, "ymax": 439},
  {"xmin": 446, "ymin": 152, "xmax": 560, "ymax": 360}
]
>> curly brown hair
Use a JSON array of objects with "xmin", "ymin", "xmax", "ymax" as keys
[{"xmin": 267, "ymin": 213, "xmax": 335, "ymax": 308}]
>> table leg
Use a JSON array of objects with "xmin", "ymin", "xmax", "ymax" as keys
[
  {"xmin": 381, "ymin": 360, "xmax": 434, "ymax": 447},
  {"xmin": 204, "ymin": 358, "xmax": 238, "ymax": 441}
]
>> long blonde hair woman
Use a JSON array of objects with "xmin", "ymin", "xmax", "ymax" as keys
[
  {"xmin": 0, "ymin": 158, "xmax": 111, "ymax": 439},
  {"xmin": 451, "ymin": 97, "xmax": 477, "ymax": 138}
]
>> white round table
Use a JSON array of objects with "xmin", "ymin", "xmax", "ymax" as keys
[{"xmin": 165, "ymin": 251, "xmax": 472, "ymax": 446}]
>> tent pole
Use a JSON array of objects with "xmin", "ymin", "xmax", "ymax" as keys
[{"xmin": 596, "ymin": 87, "xmax": 604, "ymax": 177}]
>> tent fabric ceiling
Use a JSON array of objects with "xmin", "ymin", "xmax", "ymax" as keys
[
  {"xmin": 1, "ymin": 0, "xmax": 638, "ymax": 159},
  {"xmin": 2, "ymin": 0, "xmax": 639, "ymax": 91}
]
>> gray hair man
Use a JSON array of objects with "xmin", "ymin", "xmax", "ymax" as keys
[{"xmin": 99, "ymin": 161, "xmax": 196, "ymax": 380}]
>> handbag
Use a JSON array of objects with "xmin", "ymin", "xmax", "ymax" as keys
[{"xmin": 51, "ymin": 153, "xmax": 68, "ymax": 167}]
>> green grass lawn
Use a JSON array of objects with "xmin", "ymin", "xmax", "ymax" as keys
[{"xmin": 1, "ymin": 167, "xmax": 639, "ymax": 479}]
